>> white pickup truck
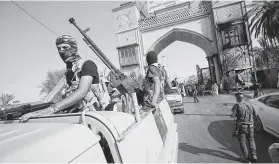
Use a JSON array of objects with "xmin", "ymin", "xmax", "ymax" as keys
[
  {"xmin": 0, "ymin": 99, "xmax": 178, "ymax": 163},
  {"xmin": 165, "ymin": 87, "xmax": 184, "ymax": 113}
]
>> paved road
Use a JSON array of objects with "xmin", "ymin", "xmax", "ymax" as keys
[{"xmin": 175, "ymin": 94, "xmax": 279, "ymax": 163}]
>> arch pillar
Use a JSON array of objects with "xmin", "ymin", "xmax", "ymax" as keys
[
  {"xmin": 207, "ymin": 56, "xmax": 216, "ymax": 83},
  {"xmin": 212, "ymin": 54, "xmax": 221, "ymax": 84}
]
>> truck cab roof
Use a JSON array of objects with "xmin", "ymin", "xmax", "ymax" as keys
[
  {"xmin": 0, "ymin": 111, "xmax": 137, "ymax": 163},
  {"xmin": 0, "ymin": 123, "xmax": 101, "ymax": 163}
]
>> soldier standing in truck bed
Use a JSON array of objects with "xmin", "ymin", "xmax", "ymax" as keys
[
  {"xmin": 192, "ymin": 84, "xmax": 199, "ymax": 103},
  {"xmin": 142, "ymin": 51, "xmax": 171, "ymax": 110}
]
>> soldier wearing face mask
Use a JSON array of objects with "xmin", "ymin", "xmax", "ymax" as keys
[{"xmin": 20, "ymin": 35, "xmax": 109, "ymax": 122}]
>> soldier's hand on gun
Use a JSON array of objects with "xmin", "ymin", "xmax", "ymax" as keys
[
  {"xmin": 151, "ymin": 102, "xmax": 159, "ymax": 110},
  {"xmin": 19, "ymin": 107, "xmax": 55, "ymax": 123}
]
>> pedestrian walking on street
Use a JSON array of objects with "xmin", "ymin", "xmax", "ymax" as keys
[
  {"xmin": 171, "ymin": 78, "xmax": 179, "ymax": 87},
  {"xmin": 230, "ymin": 93, "xmax": 257, "ymax": 163},
  {"xmin": 211, "ymin": 83, "xmax": 215, "ymax": 95},
  {"xmin": 222, "ymin": 73, "xmax": 230, "ymax": 94},
  {"xmin": 212, "ymin": 83, "xmax": 219, "ymax": 95},
  {"xmin": 192, "ymin": 85, "xmax": 199, "ymax": 103},
  {"xmin": 200, "ymin": 84, "xmax": 205, "ymax": 96}
]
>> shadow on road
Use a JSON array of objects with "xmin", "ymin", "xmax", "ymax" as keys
[
  {"xmin": 183, "ymin": 101, "xmax": 196, "ymax": 104},
  {"xmin": 181, "ymin": 114, "xmax": 230, "ymax": 116},
  {"xmin": 179, "ymin": 143, "xmax": 241, "ymax": 162},
  {"xmin": 218, "ymin": 103, "xmax": 235, "ymax": 107},
  {"xmin": 208, "ymin": 120, "xmax": 279, "ymax": 163}
]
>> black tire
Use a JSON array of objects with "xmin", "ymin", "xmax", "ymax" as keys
[{"xmin": 254, "ymin": 115, "xmax": 264, "ymax": 132}]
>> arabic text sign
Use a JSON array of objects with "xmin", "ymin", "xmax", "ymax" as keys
[{"xmin": 148, "ymin": 0, "xmax": 185, "ymax": 13}]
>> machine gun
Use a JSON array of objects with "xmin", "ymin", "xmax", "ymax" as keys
[
  {"xmin": 0, "ymin": 102, "xmax": 54, "ymax": 121},
  {"xmin": 69, "ymin": 18, "xmax": 139, "ymax": 95},
  {"xmin": 69, "ymin": 18, "xmax": 141, "ymax": 121}
]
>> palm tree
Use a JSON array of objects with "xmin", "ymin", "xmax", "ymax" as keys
[
  {"xmin": 254, "ymin": 37, "xmax": 270, "ymax": 68},
  {"xmin": 253, "ymin": 36, "xmax": 279, "ymax": 87},
  {"xmin": 247, "ymin": 1, "xmax": 279, "ymax": 44},
  {"xmin": 39, "ymin": 69, "xmax": 65, "ymax": 102},
  {"xmin": 0, "ymin": 93, "xmax": 15, "ymax": 110}
]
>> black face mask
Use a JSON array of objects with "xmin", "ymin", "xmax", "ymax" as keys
[
  {"xmin": 59, "ymin": 51, "xmax": 76, "ymax": 63},
  {"xmin": 57, "ymin": 45, "xmax": 78, "ymax": 63}
]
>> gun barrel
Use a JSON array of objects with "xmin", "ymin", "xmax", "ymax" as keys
[
  {"xmin": 0, "ymin": 102, "xmax": 54, "ymax": 120},
  {"xmin": 69, "ymin": 18, "xmax": 119, "ymax": 73},
  {"xmin": 69, "ymin": 18, "xmax": 140, "ymax": 94}
]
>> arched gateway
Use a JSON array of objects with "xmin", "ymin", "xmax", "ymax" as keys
[
  {"xmin": 112, "ymin": 1, "xmax": 249, "ymax": 84},
  {"xmin": 147, "ymin": 28, "xmax": 216, "ymax": 58}
]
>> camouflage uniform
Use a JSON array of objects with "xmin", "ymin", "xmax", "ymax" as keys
[
  {"xmin": 61, "ymin": 58, "xmax": 110, "ymax": 112},
  {"xmin": 231, "ymin": 102, "xmax": 257, "ymax": 161},
  {"xmin": 142, "ymin": 63, "xmax": 165, "ymax": 109}
]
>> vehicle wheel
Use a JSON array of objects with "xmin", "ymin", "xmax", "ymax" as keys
[{"xmin": 254, "ymin": 115, "xmax": 263, "ymax": 132}]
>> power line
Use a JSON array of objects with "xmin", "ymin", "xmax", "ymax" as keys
[
  {"xmin": 11, "ymin": 0, "xmax": 59, "ymax": 37},
  {"xmin": 10, "ymin": 0, "xmax": 108, "ymax": 67}
]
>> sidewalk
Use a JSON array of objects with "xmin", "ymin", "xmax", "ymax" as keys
[{"xmin": 230, "ymin": 88, "xmax": 279, "ymax": 99}]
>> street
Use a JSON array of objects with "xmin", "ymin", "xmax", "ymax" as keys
[{"xmin": 175, "ymin": 94, "xmax": 279, "ymax": 163}]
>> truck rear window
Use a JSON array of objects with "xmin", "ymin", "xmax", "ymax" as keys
[{"xmin": 165, "ymin": 89, "xmax": 179, "ymax": 95}]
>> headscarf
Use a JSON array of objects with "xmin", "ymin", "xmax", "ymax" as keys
[
  {"xmin": 56, "ymin": 35, "xmax": 80, "ymax": 63},
  {"xmin": 146, "ymin": 51, "xmax": 158, "ymax": 66},
  {"xmin": 235, "ymin": 92, "xmax": 244, "ymax": 101}
]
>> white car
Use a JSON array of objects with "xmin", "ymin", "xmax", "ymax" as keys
[
  {"xmin": 249, "ymin": 92, "xmax": 279, "ymax": 138},
  {"xmin": 165, "ymin": 87, "xmax": 184, "ymax": 113}
]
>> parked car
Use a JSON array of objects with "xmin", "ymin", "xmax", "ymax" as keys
[
  {"xmin": 165, "ymin": 87, "xmax": 184, "ymax": 113},
  {"xmin": 249, "ymin": 92, "xmax": 279, "ymax": 138}
]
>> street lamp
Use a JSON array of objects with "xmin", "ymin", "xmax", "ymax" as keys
[{"xmin": 159, "ymin": 56, "xmax": 165, "ymax": 66}]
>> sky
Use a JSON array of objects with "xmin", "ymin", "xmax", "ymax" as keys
[
  {"xmin": 0, "ymin": 0, "xmax": 258, "ymax": 103},
  {"xmin": 0, "ymin": 1, "xmax": 121, "ymax": 103}
]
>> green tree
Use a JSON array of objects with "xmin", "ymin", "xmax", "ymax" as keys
[
  {"xmin": 0, "ymin": 93, "xmax": 15, "ymax": 110},
  {"xmin": 39, "ymin": 69, "xmax": 65, "ymax": 102},
  {"xmin": 252, "ymin": 36, "xmax": 279, "ymax": 87},
  {"xmin": 247, "ymin": 1, "xmax": 279, "ymax": 43},
  {"xmin": 186, "ymin": 75, "xmax": 198, "ymax": 85}
]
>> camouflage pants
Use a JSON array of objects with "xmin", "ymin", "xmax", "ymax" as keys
[{"xmin": 238, "ymin": 126, "xmax": 257, "ymax": 160}]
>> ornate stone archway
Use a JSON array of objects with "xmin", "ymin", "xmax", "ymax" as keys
[
  {"xmin": 147, "ymin": 28, "xmax": 216, "ymax": 56},
  {"xmin": 112, "ymin": 1, "xmax": 226, "ymax": 83},
  {"xmin": 146, "ymin": 28, "xmax": 219, "ymax": 82}
]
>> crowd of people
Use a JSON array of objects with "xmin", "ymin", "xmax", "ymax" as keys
[{"xmin": 170, "ymin": 79, "xmax": 220, "ymax": 100}]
